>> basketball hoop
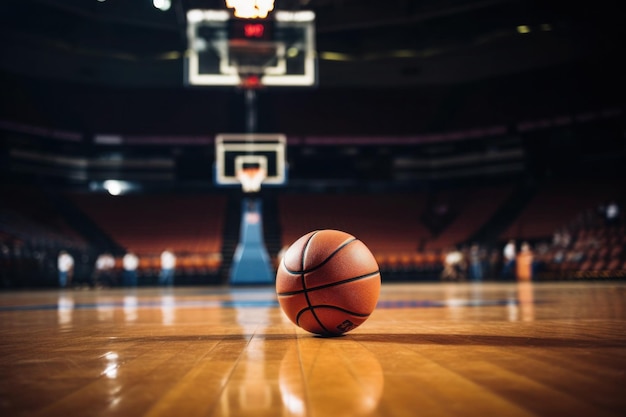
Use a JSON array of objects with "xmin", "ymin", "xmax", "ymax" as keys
[
  {"xmin": 237, "ymin": 166, "xmax": 266, "ymax": 193},
  {"xmin": 185, "ymin": 9, "xmax": 317, "ymax": 87},
  {"xmin": 214, "ymin": 134, "xmax": 286, "ymax": 189}
]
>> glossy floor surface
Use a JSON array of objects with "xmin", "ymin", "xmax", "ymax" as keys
[{"xmin": 1, "ymin": 282, "xmax": 625, "ymax": 417}]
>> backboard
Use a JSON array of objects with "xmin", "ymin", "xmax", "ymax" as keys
[
  {"xmin": 185, "ymin": 9, "xmax": 317, "ymax": 87},
  {"xmin": 215, "ymin": 134, "xmax": 287, "ymax": 191}
]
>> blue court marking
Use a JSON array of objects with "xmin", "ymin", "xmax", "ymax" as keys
[
  {"xmin": 0, "ymin": 299, "xmax": 280, "ymax": 312},
  {"xmin": 0, "ymin": 298, "xmax": 519, "ymax": 312},
  {"xmin": 377, "ymin": 299, "xmax": 519, "ymax": 308}
]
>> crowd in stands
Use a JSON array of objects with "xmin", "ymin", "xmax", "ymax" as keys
[
  {"xmin": 0, "ymin": 212, "xmax": 88, "ymax": 288},
  {"xmin": 437, "ymin": 198, "xmax": 625, "ymax": 282},
  {"xmin": 51, "ymin": 248, "xmax": 219, "ymax": 289},
  {"xmin": 531, "ymin": 200, "xmax": 625, "ymax": 279},
  {"xmin": 0, "ymin": 188, "xmax": 224, "ymax": 288},
  {"xmin": 1, "ymin": 183, "xmax": 624, "ymax": 289},
  {"xmin": 1, "ymin": 231, "xmax": 223, "ymax": 289}
]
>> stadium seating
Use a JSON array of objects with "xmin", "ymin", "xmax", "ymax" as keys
[
  {"xmin": 2, "ymin": 180, "xmax": 623, "ymax": 286},
  {"xmin": 68, "ymin": 192, "xmax": 227, "ymax": 256},
  {"xmin": 278, "ymin": 192, "xmax": 431, "ymax": 254},
  {"xmin": 67, "ymin": 192, "xmax": 227, "ymax": 281},
  {"xmin": 0, "ymin": 185, "xmax": 87, "ymax": 250},
  {"xmin": 424, "ymin": 186, "xmax": 512, "ymax": 250},
  {"xmin": 501, "ymin": 180, "xmax": 623, "ymax": 241}
]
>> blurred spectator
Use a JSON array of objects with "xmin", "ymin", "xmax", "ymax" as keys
[
  {"xmin": 12, "ymin": 241, "xmax": 26, "ymax": 283},
  {"xmin": 1, "ymin": 243, "xmax": 11, "ymax": 287},
  {"xmin": 552, "ymin": 229, "xmax": 562, "ymax": 247},
  {"xmin": 122, "ymin": 251, "xmax": 139, "ymax": 287},
  {"xmin": 159, "ymin": 249, "xmax": 176, "ymax": 286},
  {"xmin": 480, "ymin": 246, "xmax": 490, "ymax": 279},
  {"xmin": 501, "ymin": 240, "xmax": 516, "ymax": 279},
  {"xmin": 468, "ymin": 243, "xmax": 483, "ymax": 281},
  {"xmin": 552, "ymin": 247, "xmax": 566, "ymax": 264},
  {"xmin": 532, "ymin": 242, "xmax": 550, "ymax": 275},
  {"xmin": 94, "ymin": 252, "xmax": 116, "ymax": 288},
  {"xmin": 74, "ymin": 252, "xmax": 93, "ymax": 287},
  {"xmin": 457, "ymin": 248, "xmax": 468, "ymax": 281},
  {"xmin": 441, "ymin": 247, "xmax": 463, "ymax": 282},
  {"xmin": 488, "ymin": 248, "xmax": 502, "ymax": 280},
  {"xmin": 57, "ymin": 250, "xmax": 74, "ymax": 288},
  {"xmin": 516, "ymin": 242, "xmax": 534, "ymax": 281},
  {"xmin": 553, "ymin": 228, "xmax": 571, "ymax": 248}
]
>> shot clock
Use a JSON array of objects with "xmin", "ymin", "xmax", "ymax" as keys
[{"xmin": 228, "ymin": 18, "xmax": 275, "ymax": 42}]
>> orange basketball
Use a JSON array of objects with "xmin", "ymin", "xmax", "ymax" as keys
[{"xmin": 275, "ymin": 229, "xmax": 381, "ymax": 336}]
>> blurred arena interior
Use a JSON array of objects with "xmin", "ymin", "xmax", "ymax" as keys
[{"xmin": 1, "ymin": 0, "xmax": 625, "ymax": 288}]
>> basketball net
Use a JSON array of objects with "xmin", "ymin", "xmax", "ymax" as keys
[{"xmin": 237, "ymin": 166, "xmax": 266, "ymax": 193}]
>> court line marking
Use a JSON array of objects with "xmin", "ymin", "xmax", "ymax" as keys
[{"xmin": 0, "ymin": 298, "xmax": 523, "ymax": 311}]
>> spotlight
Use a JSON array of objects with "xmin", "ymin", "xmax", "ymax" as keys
[
  {"xmin": 153, "ymin": 0, "xmax": 171, "ymax": 11},
  {"xmin": 103, "ymin": 180, "xmax": 129, "ymax": 196}
]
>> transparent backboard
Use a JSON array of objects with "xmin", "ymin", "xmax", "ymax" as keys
[
  {"xmin": 186, "ymin": 10, "xmax": 317, "ymax": 87},
  {"xmin": 215, "ymin": 134, "xmax": 287, "ymax": 188}
]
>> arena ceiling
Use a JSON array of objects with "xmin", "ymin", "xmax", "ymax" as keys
[{"xmin": 1, "ymin": 0, "xmax": 624, "ymax": 87}]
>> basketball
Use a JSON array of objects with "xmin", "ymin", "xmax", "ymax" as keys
[{"xmin": 275, "ymin": 229, "xmax": 381, "ymax": 336}]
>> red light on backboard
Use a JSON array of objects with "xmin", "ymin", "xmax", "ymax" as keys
[
  {"xmin": 241, "ymin": 74, "xmax": 262, "ymax": 89},
  {"xmin": 244, "ymin": 23, "xmax": 265, "ymax": 38},
  {"xmin": 228, "ymin": 20, "xmax": 273, "ymax": 41}
]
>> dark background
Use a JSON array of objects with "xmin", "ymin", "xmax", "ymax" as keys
[{"xmin": 1, "ymin": 0, "xmax": 624, "ymax": 189}]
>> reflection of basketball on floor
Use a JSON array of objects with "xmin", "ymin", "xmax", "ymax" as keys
[
  {"xmin": 275, "ymin": 229, "xmax": 381, "ymax": 336},
  {"xmin": 279, "ymin": 339, "xmax": 384, "ymax": 415}
]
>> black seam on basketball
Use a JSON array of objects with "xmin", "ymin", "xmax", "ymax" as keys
[
  {"xmin": 295, "ymin": 305, "xmax": 371, "ymax": 326},
  {"xmin": 277, "ymin": 270, "xmax": 380, "ymax": 297},
  {"xmin": 299, "ymin": 231, "xmax": 331, "ymax": 334},
  {"xmin": 283, "ymin": 237, "xmax": 358, "ymax": 275}
]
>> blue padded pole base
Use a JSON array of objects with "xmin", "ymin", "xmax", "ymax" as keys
[{"xmin": 230, "ymin": 198, "xmax": 274, "ymax": 285}]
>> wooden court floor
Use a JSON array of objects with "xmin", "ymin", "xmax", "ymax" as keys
[{"xmin": 1, "ymin": 281, "xmax": 625, "ymax": 417}]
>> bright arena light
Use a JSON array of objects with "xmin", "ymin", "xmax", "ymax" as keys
[
  {"xmin": 153, "ymin": 0, "xmax": 171, "ymax": 12},
  {"xmin": 225, "ymin": 0, "xmax": 275, "ymax": 19},
  {"xmin": 103, "ymin": 180, "xmax": 127, "ymax": 196}
]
